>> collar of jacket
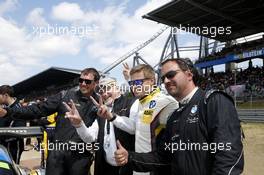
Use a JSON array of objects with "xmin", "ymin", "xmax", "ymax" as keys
[
  {"xmin": 179, "ymin": 87, "xmax": 199, "ymax": 105},
  {"xmin": 8, "ymin": 98, "xmax": 19, "ymax": 108},
  {"xmin": 139, "ymin": 87, "xmax": 160, "ymax": 104},
  {"xmin": 177, "ymin": 88, "xmax": 204, "ymax": 111}
]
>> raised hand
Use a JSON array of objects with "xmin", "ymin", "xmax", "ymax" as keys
[
  {"xmin": 90, "ymin": 95, "xmax": 113, "ymax": 120},
  {"xmin": 64, "ymin": 99, "xmax": 83, "ymax": 128},
  {"xmin": 0, "ymin": 107, "xmax": 7, "ymax": 118},
  {"xmin": 114, "ymin": 140, "xmax": 129, "ymax": 166},
  {"xmin": 122, "ymin": 62, "xmax": 130, "ymax": 81}
]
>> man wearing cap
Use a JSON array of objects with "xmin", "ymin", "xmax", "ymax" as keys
[{"xmin": 66, "ymin": 76, "xmax": 136, "ymax": 175}]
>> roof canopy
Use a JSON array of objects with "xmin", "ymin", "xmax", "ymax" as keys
[
  {"xmin": 143, "ymin": 0, "xmax": 264, "ymax": 42},
  {"xmin": 13, "ymin": 67, "xmax": 81, "ymax": 98}
]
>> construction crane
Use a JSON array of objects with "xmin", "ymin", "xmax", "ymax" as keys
[{"xmin": 102, "ymin": 25, "xmax": 169, "ymax": 74}]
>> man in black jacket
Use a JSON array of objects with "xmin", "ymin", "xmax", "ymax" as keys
[
  {"xmin": 115, "ymin": 58, "xmax": 244, "ymax": 175},
  {"xmin": 0, "ymin": 68, "xmax": 100, "ymax": 175},
  {"xmin": 0, "ymin": 85, "xmax": 26, "ymax": 164}
]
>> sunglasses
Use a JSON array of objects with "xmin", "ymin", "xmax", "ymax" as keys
[
  {"xmin": 161, "ymin": 70, "xmax": 181, "ymax": 83},
  {"xmin": 79, "ymin": 78, "xmax": 94, "ymax": 85},
  {"xmin": 128, "ymin": 79, "xmax": 147, "ymax": 86}
]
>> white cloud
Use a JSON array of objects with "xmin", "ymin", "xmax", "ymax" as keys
[
  {"xmin": 26, "ymin": 8, "xmax": 48, "ymax": 26},
  {"xmin": 0, "ymin": 0, "xmax": 17, "ymax": 16},
  {"xmin": 0, "ymin": 62, "xmax": 25, "ymax": 85},
  {"xmin": 0, "ymin": 16, "xmax": 81, "ymax": 85},
  {"xmin": 0, "ymin": 54, "xmax": 8, "ymax": 64},
  {"xmin": 30, "ymin": 35, "xmax": 80, "ymax": 57},
  {"xmin": 134, "ymin": 0, "xmax": 170, "ymax": 18},
  {"xmin": 47, "ymin": 0, "xmax": 177, "ymax": 71},
  {"xmin": 51, "ymin": 2, "xmax": 84, "ymax": 22},
  {"xmin": 81, "ymin": 0, "xmax": 179, "ymax": 68},
  {"xmin": 0, "ymin": 16, "xmax": 80, "ymax": 60}
]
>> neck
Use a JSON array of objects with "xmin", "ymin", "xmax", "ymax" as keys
[
  {"xmin": 7, "ymin": 97, "xmax": 16, "ymax": 106},
  {"xmin": 145, "ymin": 85, "xmax": 156, "ymax": 95},
  {"xmin": 83, "ymin": 91, "xmax": 93, "ymax": 97},
  {"xmin": 175, "ymin": 84, "xmax": 196, "ymax": 102},
  {"xmin": 139, "ymin": 86, "xmax": 157, "ymax": 99}
]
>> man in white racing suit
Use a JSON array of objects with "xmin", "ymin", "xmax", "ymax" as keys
[{"xmin": 95, "ymin": 64, "xmax": 178, "ymax": 175}]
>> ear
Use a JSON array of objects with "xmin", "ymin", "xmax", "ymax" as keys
[
  {"xmin": 186, "ymin": 70, "xmax": 193, "ymax": 81},
  {"xmin": 150, "ymin": 78, "xmax": 155, "ymax": 84}
]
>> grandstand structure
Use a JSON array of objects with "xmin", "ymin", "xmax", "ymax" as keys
[
  {"xmin": 100, "ymin": 0, "xmax": 264, "ymax": 103},
  {"xmin": 13, "ymin": 67, "xmax": 81, "ymax": 100},
  {"xmin": 143, "ymin": 0, "xmax": 264, "ymax": 72},
  {"xmin": 141, "ymin": 0, "xmax": 264, "ymax": 116}
]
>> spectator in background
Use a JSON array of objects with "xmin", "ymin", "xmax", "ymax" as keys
[{"xmin": 0, "ymin": 85, "xmax": 26, "ymax": 164}]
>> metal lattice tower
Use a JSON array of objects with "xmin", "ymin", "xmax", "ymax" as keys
[{"xmin": 156, "ymin": 27, "xmax": 180, "ymax": 85}]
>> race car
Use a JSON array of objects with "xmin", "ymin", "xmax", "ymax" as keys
[{"xmin": 0, "ymin": 127, "xmax": 45, "ymax": 175}]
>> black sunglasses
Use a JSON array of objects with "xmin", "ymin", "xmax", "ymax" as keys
[
  {"xmin": 161, "ymin": 70, "xmax": 181, "ymax": 83},
  {"xmin": 79, "ymin": 78, "xmax": 94, "ymax": 85}
]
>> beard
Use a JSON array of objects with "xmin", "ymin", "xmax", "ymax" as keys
[
  {"xmin": 79, "ymin": 87, "xmax": 90, "ymax": 95},
  {"xmin": 165, "ymin": 82, "xmax": 179, "ymax": 97}
]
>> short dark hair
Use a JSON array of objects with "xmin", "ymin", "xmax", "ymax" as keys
[
  {"xmin": 161, "ymin": 58, "xmax": 200, "ymax": 85},
  {"xmin": 81, "ymin": 68, "xmax": 100, "ymax": 82},
  {"xmin": 0, "ymin": 85, "xmax": 15, "ymax": 97}
]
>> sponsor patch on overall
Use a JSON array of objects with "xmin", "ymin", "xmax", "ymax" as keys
[
  {"xmin": 149, "ymin": 100, "xmax": 157, "ymax": 109},
  {"xmin": 142, "ymin": 109, "xmax": 154, "ymax": 124}
]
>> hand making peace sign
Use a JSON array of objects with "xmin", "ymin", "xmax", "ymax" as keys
[
  {"xmin": 90, "ymin": 95, "xmax": 113, "ymax": 120},
  {"xmin": 64, "ymin": 99, "xmax": 83, "ymax": 128}
]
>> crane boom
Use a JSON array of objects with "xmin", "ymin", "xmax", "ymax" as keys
[{"xmin": 102, "ymin": 25, "xmax": 169, "ymax": 74}]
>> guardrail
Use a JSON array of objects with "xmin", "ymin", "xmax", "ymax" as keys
[{"xmin": 237, "ymin": 109, "xmax": 264, "ymax": 122}]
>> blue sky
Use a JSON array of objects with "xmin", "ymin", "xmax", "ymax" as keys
[{"xmin": 0, "ymin": 0, "xmax": 262, "ymax": 86}]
